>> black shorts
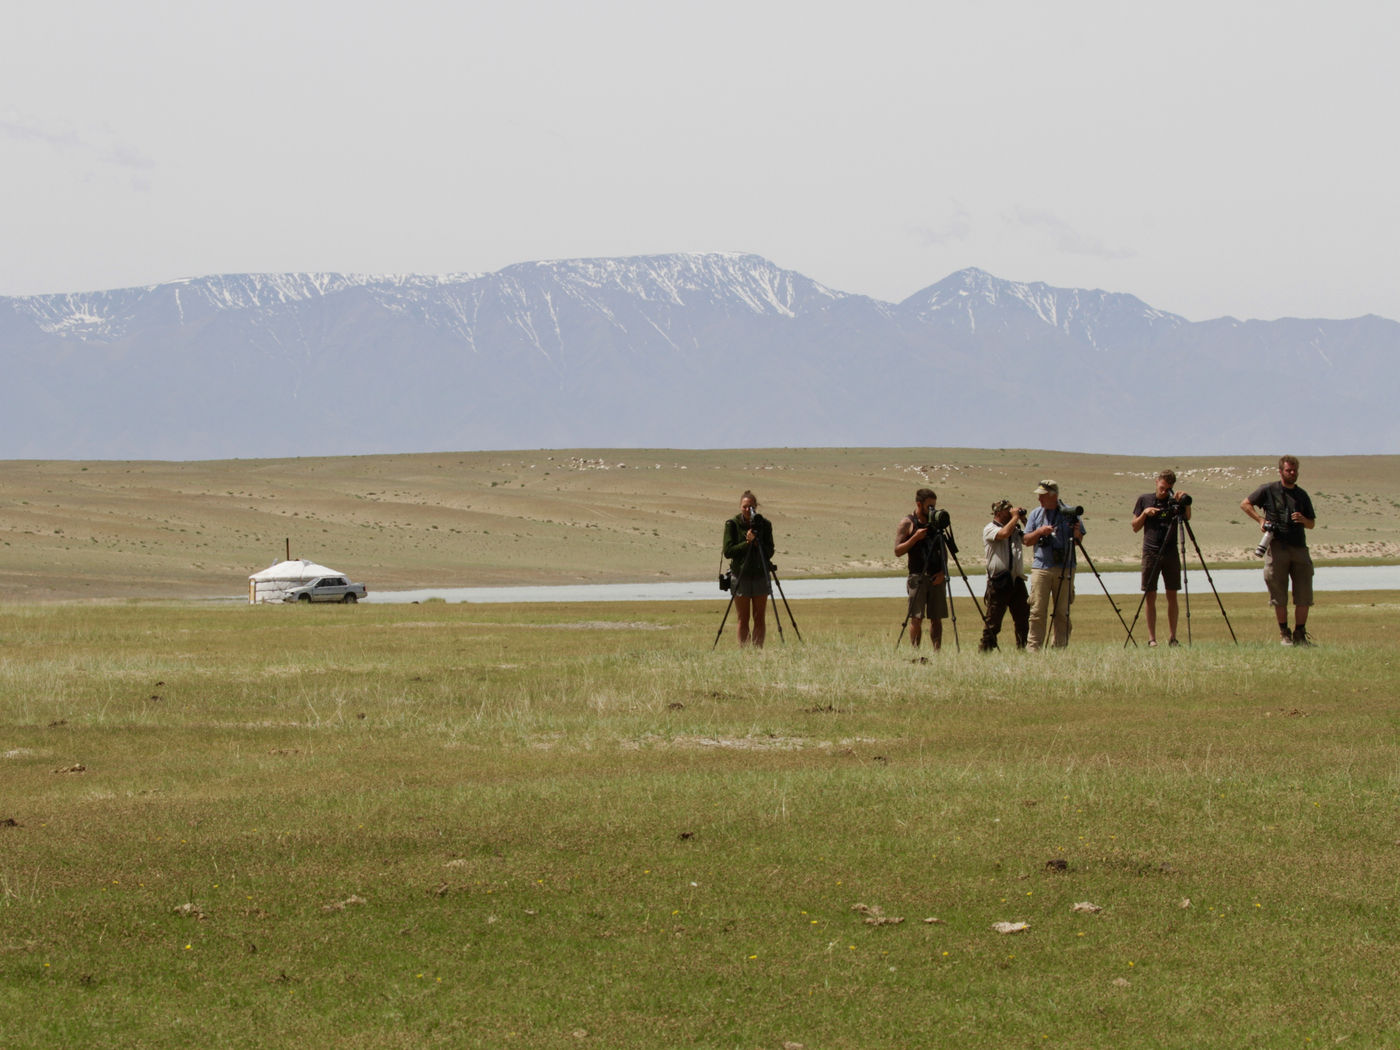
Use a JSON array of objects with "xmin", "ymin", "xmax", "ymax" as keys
[
  {"xmin": 1140, "ymin": 549, "xmax": 1181, "ymax": 592},
  {"xmin": 732, "ymin": 574, "xmax": 771, "ymax": 598}
]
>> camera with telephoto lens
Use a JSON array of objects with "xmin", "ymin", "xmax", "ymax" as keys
[
  {"xmin": 1158, "ymin": 491, "xmax": 1192, "ymax": 521},
  {"xmin": 1252, "ymin": 521, "xmax": 1278, "ymax": 558},
  {"xmin": 931, "ymin": 509, "xmax": 960, "ymax": 555},
  {"xmin": 1059, "ymin": 504, "xmax": 1085, "ymax": 518}
]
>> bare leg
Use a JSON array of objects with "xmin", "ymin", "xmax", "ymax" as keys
[
  {"xmin": 1145, "ymin": 592, "xmax": 1158, "ymax": 643},
  {"xmin": 750, "ymin": 594, "xmax": 768, "ymax": 649},
  {"xmin": 1165, "ymin": 590, "xmax": 1180, "ymax": 642},
  {"xmin": 735, "ymin": 596, "xmax": 752, "ymax": 646}
]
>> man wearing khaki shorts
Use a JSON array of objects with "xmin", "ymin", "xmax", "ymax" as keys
[
  {"xmin": 1241, "ymin": 455, "xmax": 1317, "ymax": 646},
  {"xmin": 895, "ymin": 488, "xmax": 947, "ymax": 650}
]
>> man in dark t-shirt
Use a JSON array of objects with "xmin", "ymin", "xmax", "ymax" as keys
[
  {"xmin": 1131, "ymin": 469, "xmax": 1190, "ymax": 647},
  {"xmin": 1241, "ymin": 455, "xmax": 1317, "ymax": 646},
  {"xmin": 894, "ymin": 488, "xmax": 947, "ymax": 650}
]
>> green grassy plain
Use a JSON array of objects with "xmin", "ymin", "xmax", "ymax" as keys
[
  {"xmin": 3, "ymin": 592, "xmax": 1399, "ymax": 1048},
  {"xmin": 2, "ymin": 448, "xmax": 1397, "ymax": 600}
]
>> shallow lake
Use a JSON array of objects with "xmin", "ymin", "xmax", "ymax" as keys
[{"xmin": 366, "ymin": 565, "xmax": 1400, "ymax": 604}]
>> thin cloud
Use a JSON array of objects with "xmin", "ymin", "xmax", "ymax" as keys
[
  {"xmin": 911, "ymin": 203, "xmax": 973, "ymax": 246},
  {"xmin": 0, "ymin": 117, "xmax": 83, "ymax": 150},
  {"xmin": 1009, "ymin": 206, "xmax": 1135, "ymax": 261},
  {"xmin": 1, "ymin": 114, "xmax": 153, "ymax": 172}
]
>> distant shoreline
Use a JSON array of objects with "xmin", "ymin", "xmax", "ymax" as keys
[
  {"xmin": 4, "ymin": 449, "xmax": 1396, "ymax": 602},
  {"xmin": 363, "ymin": 565, "xmax": 1400, "ymax": 605}
]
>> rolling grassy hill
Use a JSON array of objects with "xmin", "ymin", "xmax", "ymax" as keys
[{"xmin": 2, "ymin": 448, "xmax": 1395, "ymax": 600}]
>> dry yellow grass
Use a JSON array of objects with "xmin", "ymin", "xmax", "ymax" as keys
[{"xmin": 1, "ymin": 448, "xmax": 1395, "ymax": 600}]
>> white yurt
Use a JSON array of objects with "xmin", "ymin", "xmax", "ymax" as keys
[{"xmin": 248, "ymin": 559, "xmax": 341, "ymax": 604}]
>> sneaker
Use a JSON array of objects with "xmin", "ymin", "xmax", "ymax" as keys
[
  {"xmin": 1279, "ymin": 624, "xmax": 1294, "ymax": 646},
  {"xmin": 1292, "ymin": 625, "xmax": 1314, "ymax": 647}
]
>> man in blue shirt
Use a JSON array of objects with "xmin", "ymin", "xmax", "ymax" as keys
[{"xmin": 1023, "ymin": 480, "xmax": 1085, "ymax": 651}]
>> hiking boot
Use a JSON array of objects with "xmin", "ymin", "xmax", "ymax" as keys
[
  {"xmin": 1292, "ymin": 625, "xmax": 1314, "ymax": 647},
  {"xmin": 1279, "ymin": 623, "xmax": 1294, "ymax": 646}
]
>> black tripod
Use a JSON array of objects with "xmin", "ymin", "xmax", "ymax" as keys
[
  {"xmin": 940, "ymin": 518, "xmax": 987, "ymax": 629},
  {"xmin": 1041, "ymin": 505, "xmax": 1138, "ymax": 647},
  {"xmin": 1124, "ymin": 504, "xmax": 1237, "ymax": 648},
  {"xmin": 895, "ymin": 513, "xmax": 961, "ymax": 651},
  {"xmin": 711, "ymin": 522, "xmax": 802, "ymax": 649},
  {"xmin": 1073, "ymin": 532, "xmax": 1140, "ymax": 647}
]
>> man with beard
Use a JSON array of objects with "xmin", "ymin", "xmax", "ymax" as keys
[
  {"xmin": 895, "ymin": 488, "xmax": 947, "ymax": 650},
  {"xmin": 1241, "ymin": 455, "xmax": 1317, "ymax": 646}
]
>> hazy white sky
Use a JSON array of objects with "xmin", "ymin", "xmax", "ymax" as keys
[{"xmin": 3, "ymin": 0, "xmax": 1396, "ymax": 321}]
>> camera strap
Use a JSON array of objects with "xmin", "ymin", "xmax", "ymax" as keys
[
  {"xmin": 1049, "ymin": 509, "xmax": 1074, "ymax": 566},
  {"xmin": 1267, "ymin": 484, "xmax": 1297, "ymax": 533}
]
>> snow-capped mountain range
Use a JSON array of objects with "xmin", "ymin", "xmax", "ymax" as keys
[{"xmin": 2, "ymin": 253, "xmax": 1394, "ymax": 459}]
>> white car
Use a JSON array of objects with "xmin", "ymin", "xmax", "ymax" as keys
[{"xmin": 282, "ymin": 576, "xmax": 368, "ymax": 603}]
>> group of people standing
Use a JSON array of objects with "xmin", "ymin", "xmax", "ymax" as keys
[
  {"xmin": 719, "ymin": 456, "xmax": 1316, "ymax": 650},
  {"xmin": 900, "ymin": 480, "xmax": 1084, "ymax": 654}
]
